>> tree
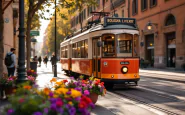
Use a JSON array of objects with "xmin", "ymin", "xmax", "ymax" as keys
[
  {"xmin": 25, "ymin": 0, "xmax": 48, "ymax": 70},
  {"xmin": 0, "ymin": 0, "xmax": 4, "ymax": 76}
]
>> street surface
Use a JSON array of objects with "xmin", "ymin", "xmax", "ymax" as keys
[
  {"xmin": 38, "ymin": 63, "xmax": 185, "ymax": 115},
  {"xmin": 1, "ymin": 63, "xmax": 184, "ymax": 115}
]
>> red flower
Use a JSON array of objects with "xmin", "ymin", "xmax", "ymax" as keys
[
  {"xmin": 63, "ymin": 80, "xmax": 68, "ymax": 83},
  {"xmin": 19, "ymin": 98, "xmax": 24, "ymax": 103},
  {"xmin": 56, "ymin": 100, "xmax": 63, "ymax": 107},
  {"xmin": 78, "ymin": 101, "xmax": 87, "ymax": 108}
]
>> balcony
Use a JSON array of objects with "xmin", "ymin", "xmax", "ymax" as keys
[{"xmin": 111, "ymin": 0, "xmax": 125, "ymax": 10}]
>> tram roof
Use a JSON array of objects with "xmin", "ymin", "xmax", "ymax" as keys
[{"xmin": 62, "ymin": 18, "xmax": 138, "ymax": 42}]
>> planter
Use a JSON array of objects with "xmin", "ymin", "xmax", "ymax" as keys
[
  {"xmin": 4, "ymin": 86, "xmax": 16, "ymax": 95},
  {"xmin": 88, "ymin": 93, "xmax": 98, "ymax": 104}
]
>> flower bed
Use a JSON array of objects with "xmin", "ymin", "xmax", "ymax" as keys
[{"xmin": 4, "ymin": 80, "xmax": 95, "ymax": 115}]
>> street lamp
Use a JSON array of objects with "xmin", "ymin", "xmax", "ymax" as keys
[
  {"xmin": 54, "ymin": 0, "xmax": 57, "ymax": 77},
  {"xmin": 17, "ymin": 0, "xmax": 26, "ymax": 83},
  {"xmin": 146, "ymin": 21, "xmax": 158, "ymax": 38},
  {"xmin": 146, "ymin": 21, "xmax": 158, "ymax": 30}
]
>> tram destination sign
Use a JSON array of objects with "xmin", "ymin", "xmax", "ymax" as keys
[{"xmin": 103, "ymin": 18, "xmax": 136, "ymax": 27}]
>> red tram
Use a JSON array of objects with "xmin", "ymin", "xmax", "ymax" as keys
[{"xmin": 60, "ymin": 17, "xmax": 140, "ymax": 88}]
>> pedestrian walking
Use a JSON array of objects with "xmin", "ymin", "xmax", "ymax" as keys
[
  {"xmin": 43, "ymin": 55, "xmax": 48, "ymax": 67},
  {"xmin": 33, "ymin": 56, "xmax": 38, "ymax": 62},
  {"xmin": 38, "ymin": 56, "xmax": 42, "ymax": 67},
  {"xmin": 4, "ymin": 48, "xmax": 16, "ymax": 77},
  {"xmin": 50, "ymin": 53, "xmax": 56, "ymax": 72}
]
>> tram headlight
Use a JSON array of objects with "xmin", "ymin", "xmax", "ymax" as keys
[{"xmin": 121, "ymin": 66, "xmax": 128, "ymax": 74}]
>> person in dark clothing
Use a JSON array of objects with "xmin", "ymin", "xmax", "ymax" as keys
[
  {"xmin": 50, "ymin": 53, "xmax": 56, "ymax": 71},
  {"xmin": 43, "ymin": 56, "xmax": 48, "ymax": 67},
  {"xmin": 5, "ymin": 48, "xmax": 16, "ymax": 77},
  {"xmin": 38, "ymin": 56, "xmax": 42, "ymax": 66}
]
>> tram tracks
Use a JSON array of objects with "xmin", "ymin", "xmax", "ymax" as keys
[{"xmin": 108, "ymin": 90, "xmax": 180, "ymax": 115}]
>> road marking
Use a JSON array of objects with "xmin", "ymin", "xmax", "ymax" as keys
[
  {"xmin": 139, "ymin": 86, "xmax": 185, "ymax": 102},
  {"xmin": 107, "ymin": 91, "xmax": 168, "ymax": 115}
]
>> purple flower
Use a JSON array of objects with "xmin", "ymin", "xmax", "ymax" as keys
[
  {"xmin": 89, "ymin": 103, "xmax": 95, "ymax": 109},
  {"xmin": 100, "ymin": 87, "xmax": 103, "ymax": 92},
  {"xmin": 66, "ymin": 91, "xmax": 71, "ymax": 95},
  {"xmin": 84, "ymin": 90, "xmax": 90, "ymax": 95},
  {"xmin": 33, "ymin": 84, "xmax": 38, "ymax": 88},
  {"xmin": 89, "ymin": 86, "xmax": 92, "ymax": 89},
  {"xmin": 57, "ymin": 108, "xmax": 64, "ymax": 114},
  {"xmin": 69, "ymin": 107, "xmax": 76, "ymax": 115},
  {"xmin": 33, "ymin": 112, "xmax": 43, "ymax": 115},
  {"xmin": 70, "ymin": 76, "xmax": 74, "ymax": 80},
  {"xmin": 65, "ymin": 104, "xmax": 70, "ymax": 109},
  {"xmin": 7, "ymin": 109, "xmax": 14, "ymax": 115},
  {"xmin": 50, "ymin": 104, "xmax": 57, "ymax": 111},
  {"xmin": 75, "ymin": 97, "xmax": 81, "ymax": 101},
  {"xmin": 49, "ymin": 98, "xmax": 57, "ymax": 103},
  {"xmin": 44, "ymin": 108, "xmax": 49, "ymax": 113},
  {"xmin": 75, "ymin": 87, "xmax": 82, "ymax": 92},
  {"xmin": 49, "ymin": 92, "xmax": 54, "ymax": 97}
]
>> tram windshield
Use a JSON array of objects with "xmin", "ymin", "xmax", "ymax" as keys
[
  {"xmin": 117, "ymin": 34, "xmax": 133, "ymax": 57},
  {"xmin": 102, "ymin": 34, "xmax": 116, "ymax": 57}
]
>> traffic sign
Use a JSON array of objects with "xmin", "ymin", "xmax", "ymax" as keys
[{"xmin": 30, "ymin": 30, "xmax": 39, "ymax": 36}]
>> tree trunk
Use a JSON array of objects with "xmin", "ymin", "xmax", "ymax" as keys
[
  {"xmin": 26, "ymin": 8, "xmax": 33, "ymax": 70},
  {"xmin": 0, "ymin": 0, "xmax": 4, "ymax": 76}
]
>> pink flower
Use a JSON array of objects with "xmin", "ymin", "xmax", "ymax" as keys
[{"xmin": 84, "ymin": 90, "xmax": 90, "ymax": 96}]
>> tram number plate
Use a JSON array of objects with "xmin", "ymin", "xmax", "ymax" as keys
[{"xmin": 120, "ymin": 61, "xmax": 129, "ymax": 65}]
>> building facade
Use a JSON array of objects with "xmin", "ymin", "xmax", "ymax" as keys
[
  {"xmin": 2, "ymin": 0, "xmax": 19, "ymax": 73},
  {"xmin": 70, "ymin": 0, "xmax": 128, "ymax": 31},
  {"xmin": 70, "ymin": 0, "xmax": 185, "ymax": 70},
  {"xmin": 129, "ymin": 0, "xmax": 185, "ymax": 69}
]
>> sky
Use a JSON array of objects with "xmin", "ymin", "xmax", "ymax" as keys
[{"xmin": 36, "ymin": 4, "xmax": 55, "ymax": 43}]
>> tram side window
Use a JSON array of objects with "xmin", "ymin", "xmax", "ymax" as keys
[
  {"xmin": 72, "ymin": 43, "xmax": 77, "ymax": 58},
  {"xmin": 117, "ymin": 34, "xmax": 132, "ymax": 57},
  {"xmin": 81, "ymin": 41, "xmax": 85, "ymax": 58},
  {"xmin": 102, "ymin": 34, "xmax": 115, "ymax": 57},
  {"xmin": 61, "ymin": 47, "xmax": 66, "ymax": 58},
  {"xmin": 84, "ymin": 39, "xmax": 88, "ymax": 58},
  {"xmin": 65, "ymin": 46, "xmax": 68, "ymax": 58},
  {"xmin": 77, "ymin": 42, "xmax": 81, "ymax": 58}
]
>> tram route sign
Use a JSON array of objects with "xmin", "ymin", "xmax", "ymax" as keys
[{"xmin": 103, "ymin": 17, "xmax": 136, "ymax": 27}]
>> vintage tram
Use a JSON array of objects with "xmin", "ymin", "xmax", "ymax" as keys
[{"xmin": 60, "ymin": 17, "xmax": 140, "ymax": 88}]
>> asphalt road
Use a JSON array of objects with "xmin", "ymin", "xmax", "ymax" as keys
[{"xmin": 112, "ymin": 74, "xmax": 185, "ymax": 115}]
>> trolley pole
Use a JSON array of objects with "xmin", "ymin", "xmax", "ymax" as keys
[{"xmin": 54, "ymin": 0, "xmax": 57, "ymax": 77}]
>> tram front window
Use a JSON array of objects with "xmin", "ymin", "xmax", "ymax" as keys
[
  {"xmin": 117, "ymin": 34, "xmax": 132, "ymax": 57},
  {"xmin": 102, "ymin": 34, "xmax": 115, "ymax": 57}
]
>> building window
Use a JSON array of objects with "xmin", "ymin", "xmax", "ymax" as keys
[
  {"xmin": 132, "ymin": 0, "xmax": 138, "ymax": 15},
  {"xmin": 122, "ymin": 10, "xmax": 124, "ymax": 17},
  {"xmin": 141, "ymin": 0, "xmax": 148, "ymax": 11},
  {"xmin": 165, "ymin": 14, "xmax": 176, "ymax": 26},
  {"xmin": 150, "ymin": 0, "xmax": 157, "ymax": 7}
]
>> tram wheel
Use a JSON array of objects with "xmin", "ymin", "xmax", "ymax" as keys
[{"xmin": 104, "ymin": 83, "xmax": 114, "ymax": 90}]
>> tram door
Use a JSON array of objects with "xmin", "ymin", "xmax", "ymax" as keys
[{"xmin": 92, "ymin": 38, "xmax": 101, "ymax": 78}]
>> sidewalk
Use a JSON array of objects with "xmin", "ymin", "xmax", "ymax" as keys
[
  {"xmin": 139, "ymin": 68, "xmax": 185, "ymax": 83},
  {"xmin": 36, "ymin": 64, "xmax": 168, "ymax": 115}
]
